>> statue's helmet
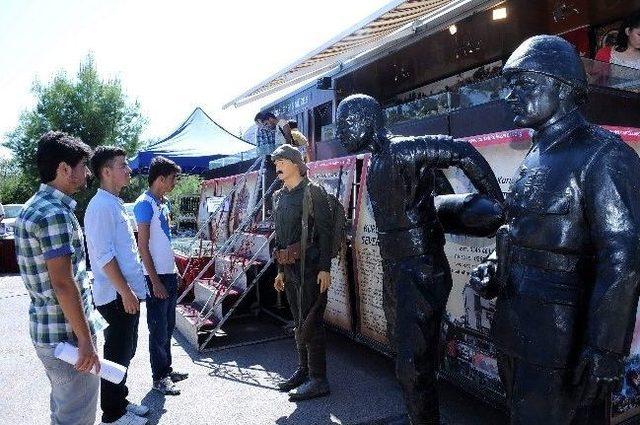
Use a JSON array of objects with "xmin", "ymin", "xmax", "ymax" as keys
[
  {"xmin": 336, "ymin": 94, "xmax": 384, "ymax": 153},
  {"xmin": 503, "ymin": 35, "xmax": 587, "ymax": 91}
]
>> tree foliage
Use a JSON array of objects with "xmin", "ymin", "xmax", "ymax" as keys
[{"xmin": 2, "ymin": 54, "xmax": 147, "ymax": 216}]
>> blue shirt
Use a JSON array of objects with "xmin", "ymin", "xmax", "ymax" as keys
[
  {"xmin": 133, "ymin": 190, "xmax": 176, "ymax": 275},
  {"xmin": 85, "ymin": 189, "xmax": 147, "ymax": 306}
]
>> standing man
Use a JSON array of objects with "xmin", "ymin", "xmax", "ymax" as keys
[
  {"xmin": 470, "ymin": 35, "xmax": 640, "ymax": 424},
  {"xmin": 255, "ymin": 112, "xmax": 276, "ymax": 156},
  {"xmin": 14, "ymin": 131, "xmax": 103, "ymax": 425},
  {"xmin": 85, "ymin": 146, "xmax": 149, "ymax": 425},
  {"xmin": 262, "ymin": 112, "xmax": 293, "ymax": 147},
  {"xmin": 134, "ymin": 156, "xmax": 188, "ymax": 395},
  {"xmin": 336, "ymin": 94, "xmax": 504, "ymax": 424},
  {"xmin": 272, "ymin": 144, "xmax": 333, "ymax": 401}
]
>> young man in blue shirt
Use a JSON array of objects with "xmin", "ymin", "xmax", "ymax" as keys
[
  {"xmin": 85, "ymin": 146, "xmax": 149, "ymax": 425},
  {"xmin": 134, "ymin": 156, "xmax": 188, "ymax": 395}
]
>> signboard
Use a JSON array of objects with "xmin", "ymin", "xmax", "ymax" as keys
[
  {"xmin": 200, "ymin": 176, "xmax": 236, "ymax": 247},
  {"xmin": 308, "ymin": 156, "xmax": 357, "ymax": 334},
  {"xmin": 229, "ymin": 171, "xmax": 260, "ymax": 233},
  {"xmin": 352, "ymin": 154, "xmax": 389, "ymax": 347}
]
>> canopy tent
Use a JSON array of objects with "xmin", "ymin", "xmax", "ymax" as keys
[{"xmin": 130, "ymin": 107, "xmax": 255, "ymax": 174}]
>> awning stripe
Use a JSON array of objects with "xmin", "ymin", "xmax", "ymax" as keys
[{"xmin": 223, "ymin": 0, "xmax": 493, "ymax": 109}]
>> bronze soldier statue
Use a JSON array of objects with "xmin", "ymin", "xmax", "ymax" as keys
[
  {"xmin": 271, "ymin": 144, "xmax": 333, "ymax": 401},
  {"xmin": 336, "ymin": 94, "xmax": 504, "ymax": 424},
  {"xmin": 470, "ymin": 35, "xmax": 640, "ymax": 424}
]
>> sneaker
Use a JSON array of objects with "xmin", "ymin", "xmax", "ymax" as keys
[
  {"xmin": 153, "ymin": 376, "xmax": 181, "ymax": 395},
  {"xmin": 126, "ymin": 402, "xmax": 150, "ymax": 416},
  {"xmin": 100, "ymin": 411, "xmax": 148, "ymax": 425},
  {"xmin": 169, "ymin": 371, "xmax": 189, "ymax": 383}
]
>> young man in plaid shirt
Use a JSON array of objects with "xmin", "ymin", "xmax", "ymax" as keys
[{"xmin": 14, "ymin": 131, "xmax": 104, "ymax": 425}]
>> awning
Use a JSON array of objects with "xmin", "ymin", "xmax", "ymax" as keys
[{"xmin": 223, "ymin": 0, "xmax": 499, "ymax": 109}]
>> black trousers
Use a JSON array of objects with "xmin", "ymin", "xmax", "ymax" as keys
[
  {"xmin": 498, "ymin": 353, "xmax": 610, "ymax": 425},
  {"xmin": 382, "ymin": 252, "xmax": 452, "ymax": 425},
  {"xmin": 97, "ymin": 295, "xmax": 140, "ymax": 423},
  {"xmin": 283, "ymin": 262, "xmax": 328, "ymax": 378}
]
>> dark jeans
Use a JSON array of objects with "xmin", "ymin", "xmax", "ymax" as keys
[
  {"xmin": 96, "ymin": 295, "xmax": 140, "ymax": 423},
  {"xmin": 145, "ymin": 274, "xmax": 178, "ymax": 381}
]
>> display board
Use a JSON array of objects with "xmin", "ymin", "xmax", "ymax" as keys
[
  {"xmin": 209, "ymin": 176, "xmax": 235, "ymax": 247},
  {"xmin": 228, "ymin": 171, "xmax": 260, "ymax": 232},
  {"xmin": 308, "ymin": 157, "xmax": 357, "ymax": 334},
  {"xmin": 352, "ymin": 154, "xmax": 389, "ymax": 347}
]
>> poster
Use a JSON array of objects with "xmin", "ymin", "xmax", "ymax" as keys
[
  {"xmin": 602, "ymin": 127, "xmax": 640, "ymax": 423},
  {"xmin": 228, "ymin": 171, "xmax": 260, "ymax": 233},
  {"xmin": 198, "ymin": 180, "xmax": 216, "ymax": 240},
  {"xmin": 209, "ymin": 176, "xmax": 236, "ymax": 248},
  {"xmin": 308, "ymin": 156, "xmax": 357, "ymax": 333},
  {"xmin": 352, "ymin": 154, "xmax": 389, "ymax": 346}
]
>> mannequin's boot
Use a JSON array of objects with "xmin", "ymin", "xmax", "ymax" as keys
[
  {"xmin": 288, "ymin": 338, "xmax": 329, "ymax": 401},
  {"xmin": 278, "ymin": 340, "xmax": 308, "ymax": 392}
]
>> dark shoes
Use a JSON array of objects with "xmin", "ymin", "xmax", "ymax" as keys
[
  {"xmin": 288, "ymin": 378, "xmax": 330, "ymax": 401},
  {"xmin": 277, "ymin": 367, "xmax": 308, "ymax": 392},
  {"xmin": 169, "ymin": 371, "xmax": 189, "ymax": 383}
]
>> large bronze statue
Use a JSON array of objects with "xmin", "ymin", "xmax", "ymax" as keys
[
  {"xmin": 336, "ymin": 94, "xmax": 504, "ymax": 424},
  {"xmin": 470, "ymin": 35, "xmax": 640, "ymax": 424}
]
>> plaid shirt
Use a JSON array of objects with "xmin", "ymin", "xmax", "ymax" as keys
[
  {"xmin": 256, "ymin": 126, "xmax": 275, "ymax": 147},
  {"xmin": 15, "ymin": 184, "xmax": 104, "ymax": 346}
]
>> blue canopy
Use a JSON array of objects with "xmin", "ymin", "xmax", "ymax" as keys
[{"xmin": 130, "ymin": 107, "xmax": 255, "ymax": 174}]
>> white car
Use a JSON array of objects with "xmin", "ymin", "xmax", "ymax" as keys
[{"xmin": 1, "ymin": 204, "xmax": 24, "ymax": 234}]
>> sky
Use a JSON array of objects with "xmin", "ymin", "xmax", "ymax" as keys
[{"xmin": 0, "ymin": 0, "xmax": 391, "ymax": 158}]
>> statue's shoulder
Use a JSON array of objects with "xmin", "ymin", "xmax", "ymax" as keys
[
  {"xmin": 581, "ymin": 124, "xmax": 639, "ymax": 171},
  {"xmin": 581, "ymin": 124, "xmax": 628, "ymax": 154}
]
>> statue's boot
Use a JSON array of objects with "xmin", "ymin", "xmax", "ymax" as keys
[
  {"xmin": 278, "ymin": 341, "xmax": 308, "ymax": 392},
  {"xmin": 289, "ymin": 338, "xmax": 329, "ymax": 401}
]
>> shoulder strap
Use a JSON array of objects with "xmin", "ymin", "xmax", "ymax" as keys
[{"xmin": 300, "ymin": 183, "xmax": 311, "ymax": 284}]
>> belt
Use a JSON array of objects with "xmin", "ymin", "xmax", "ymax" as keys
[
  {"xmin": 510, "ymin": 245, "xmax": 591, "ymax": 273},
  {"xmin": 273, "ymin": 241, "xmax": 313, "ymax": 265},
  {"xmin": 378, "ymin": 225, "xmax": 445, "ymax": 261}
]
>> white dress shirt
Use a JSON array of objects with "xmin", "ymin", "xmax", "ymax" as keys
[{"xmin": 85, "ymin": 188, "xmax": 147, "ymax": 306}]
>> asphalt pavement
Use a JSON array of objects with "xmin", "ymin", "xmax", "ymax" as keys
[{"xmin": 0, "ymin": 274, "xmax": 507, "ymax": 425}]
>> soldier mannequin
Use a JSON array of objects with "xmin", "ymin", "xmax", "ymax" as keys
[
  {"xmin": 470, "ymin": 35, "xmax": 640, "ymax": 424},
  {"xmin": 336, "ymin": 94, "xmax": 504, "ymax": 424},
  {"xmin": 271, "ymin": 144, "xmax": 333, "ymax": 401}
]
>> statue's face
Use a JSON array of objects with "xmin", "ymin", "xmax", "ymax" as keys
[
  {"xmin": 336, "ymin": 101, "xmax": 377, "ymax": 153},
  {"xmin": 505, "ymin": 71, "xmax": 562, "ymax": 129}
]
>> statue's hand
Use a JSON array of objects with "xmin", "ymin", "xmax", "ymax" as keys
[
  {"xmin": 469, "ymin": 260, "xmax": 500, "ymax": 299},
  {"xmin": 572, "ymin": 346, "xmax": 624, "ymax": 406}
]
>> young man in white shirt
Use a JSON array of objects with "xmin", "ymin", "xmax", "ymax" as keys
[
  {"xmin": 134, "ymin": 156, "xmax": 188, "ymax": 395},
  {"xmin": 85, "ymin": 146, "xmax": 149, "ymax": 425}
]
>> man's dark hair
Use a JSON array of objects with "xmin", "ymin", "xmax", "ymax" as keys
[
  {"xmin": 288, "ymin": 120, "xmax": 298, "ymax": 130},
  {"xmin": 616, "ymin": 13, "xmax": 640, "ymax": 52},
  {"xmin": 148, "ymin": 156, "xmax": 181, "ymax": 186},
  {"xmin": 91, "ymin": 146, "xmax": 127, "ymax": 182},
  {"xmin": 254, "ymin": 112, "xmax": 265, "ymax": 122},
  {"xmin": 262, "ymin": 112, "xmax": 276, "ymax": 121},
  {"xmin": 36, "ymin": 131, "xmax": 92, "ymax": 183}
]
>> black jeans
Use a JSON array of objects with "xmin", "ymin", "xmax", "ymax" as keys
[
  {"xmin": 96, "ymin": 295, "xmax": 140, "ymax": 423},
  {"xmin": 145, "ymin": 274, "xmax": 178, "ymax": 381}
]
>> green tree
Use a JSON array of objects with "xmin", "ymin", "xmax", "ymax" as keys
[
  {"xmin": 0, "ymin": 158, "xmax": 35, "ymax": 205},
  {"xmin": 3, "ymin": 54, "xmax": 147, "ymax": 218}
]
